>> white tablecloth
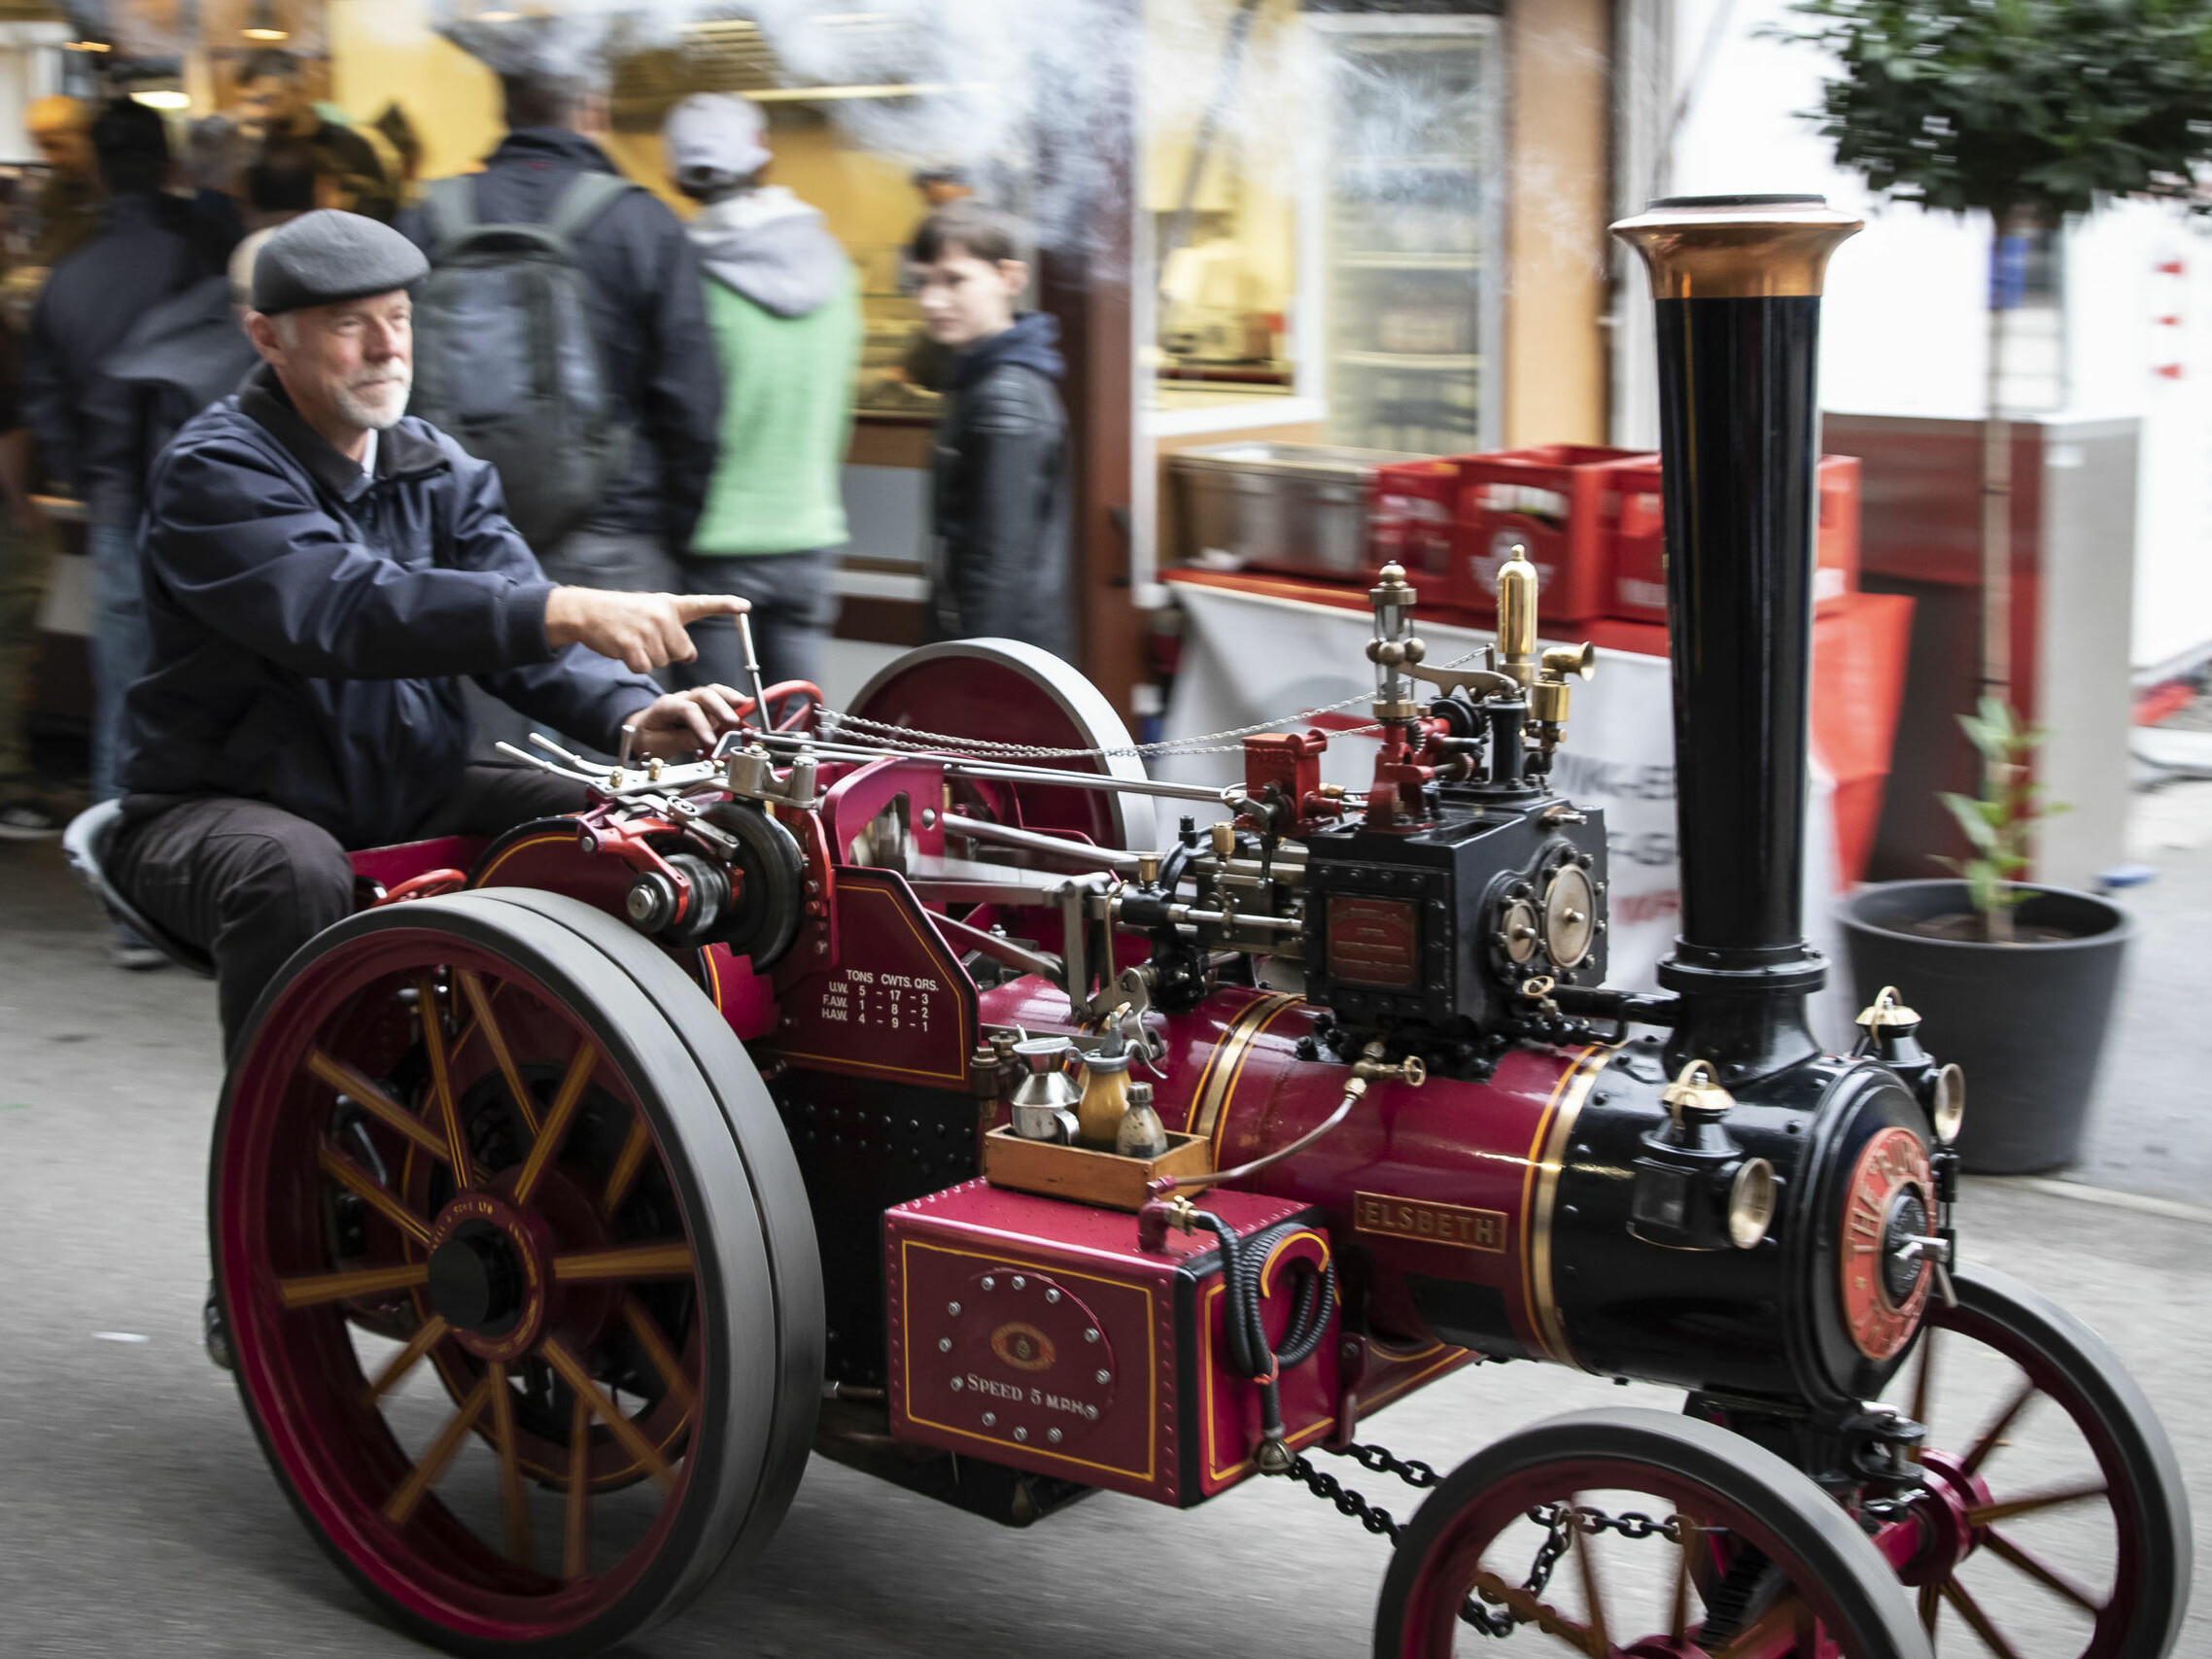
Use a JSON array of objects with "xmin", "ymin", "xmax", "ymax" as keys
[{"xmin": 1159, "ymin": 582, "xmax": 1843, "ymax": 1021}]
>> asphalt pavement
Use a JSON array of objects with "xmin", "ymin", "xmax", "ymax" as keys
[{"xmin": 2, "ymin": 827, "xmax": 2206, "ymax": 1657}]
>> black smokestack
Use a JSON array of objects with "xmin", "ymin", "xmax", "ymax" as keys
[{"xmin": 1612, "ymin": 195, "xmax": 1861, "ymax": 1082}]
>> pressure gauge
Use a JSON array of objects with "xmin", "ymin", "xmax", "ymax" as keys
[{"xmin": 1541, "ymin": 865, "xmax": 1598, "ymax": 969}]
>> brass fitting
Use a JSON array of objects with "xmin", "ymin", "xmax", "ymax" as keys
[
  {"xmin": 1855, "ymin": 985, "xmax": 1921, "ymax": 1030},
  {"xmin": 1351, "ymin": 1053, "xmax": 1428, "ymax": 1087},
  {"xmin": 1496, "ymin": 544, "xmax": 1539, "ymax": 687},
  {"xmin": 1660, "ymin": 1059, "xmax": 1737, "ymax": 1129}
]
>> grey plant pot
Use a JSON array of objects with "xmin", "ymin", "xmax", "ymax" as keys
[{"xmin": 1834, "ymin": 879, "xmax": 2132, "ymax": 1174}]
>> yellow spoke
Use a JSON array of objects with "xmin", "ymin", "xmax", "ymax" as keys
[
  {"xmin": 515, "ymin": 1040, "xmax": 598, "ymax": 1205},
  {"xmin": 488, "ymin": 1363, "xmax": 533, "ymax": 1569},
  {"xmin": 553, "ymin": 1241, "xmax": 695, "ymax": 1284},
  {"xmin": 563, "ymin": 1394, "xmax": 591, "ymax": 1581},
  {"xmin": 1941, "ymin": 1576, "xmax": 2025, "ymax": 1659},
  {"xmin": 1966, "ymin": 1481, "xmax": 2109, "ymax": 1527},
  {"xmin": 1961, "ymin": 1377, "xmax": 2037, "ymax": 1476},
  {"xmin": 1918, "ymin": 1578, "xmax": 1942, "ymax": 1636},
  {"xmin": 363, "ymin": 1314, "xmax": 451, "ymax": 1405},
  {"xmin": 383, "ymin": 1373, "xmax": 495, "ymax": 1525},
  {"xmin": 1466, "ymin": 1570, "xmax": 1601, "ymax": 1657},
  {"xmin": 1667, "ymin": 1524, "xmax": 1693, "ymax": 1642},
  {"xmin": 604, "ymin": 1118, "xmax": 653, "ymax": 1214},
  {"xmin": 317, "ymin": 1145, "xmax": 432, "ymax": 1247},
  {"xmin": 542, "ymin": 1336, "xmax": 676, "ymax": 1493},
  {"xmin": 458, "ymin": 971, "xmax": 538, "ymax": 1136},
  {"xmin": 621, "ymin": 1296, "xmax": 697, "ymax": 1417},
  {"xmin": 307, "ymin": 1050, "xmax": 448, "ymax": 1164},
  {"xmin": 1983, "ymin": 1529, "xmax": 2104, "ymax": 1613},
  {"xmin": 1711, "ymin": 1595, "xmax": 1812, "ymax": 1659},
  {"xmin": 1568, "ymin": 1504, "xmax": 1610, "ymax": 1653},
  {"xmin": 277, "ymin": 1262, "xmax": 428, "ymax": 1309},
  {"xmin": 1910, "ymin": 1324, "xmax": 1938, "ymax": 1443},
  {"xmin": 416, "ymin": 976, "xmax": 473, "ymax": 1189}
]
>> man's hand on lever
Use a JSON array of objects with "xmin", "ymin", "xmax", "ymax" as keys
[
  {"xmin": 622, "ymin": 683, "xmax": 750, "ymax": 760},
  {"xmin": 545, "ymin": 587, "xmax": 750, "ymax": 674}
]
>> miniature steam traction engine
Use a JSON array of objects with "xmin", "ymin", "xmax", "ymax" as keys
[{"xmin": 180, "ymin": 200, "xmax": 2187, "ymax": 1657}]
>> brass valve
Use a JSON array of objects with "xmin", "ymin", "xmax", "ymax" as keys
[
  {"xmin": 1660, "ymin": 1058, "xmax": 1737, "ymax": 1130},
  {"xmin": 1855, "ymin": 985, "xmax": 1921, "ymax": 1031},
  {"xmin": 1351, "ymin": 1051, "xmax": 1429, "ymax": 1087}
]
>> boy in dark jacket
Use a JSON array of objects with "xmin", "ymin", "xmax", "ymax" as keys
[{"xmin": 908, "ymin": 203, "xmax": 1071, "ymax": 659}]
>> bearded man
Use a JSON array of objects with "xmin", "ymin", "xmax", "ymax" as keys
[{"xmin": 107, "ymin": 211, "xmax": 754, "ymax": 1054}]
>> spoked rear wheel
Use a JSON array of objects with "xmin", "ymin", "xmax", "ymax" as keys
[
  {"xmin": 214, "ymin": 891, "xmax": 821, "ymax": 1657},
  {"xmin": 1872, "ymin": 1262, "xmax": 2190, "ymax": 1659},
  {"xmin": 1375, "ymin": 1408, "xmax": 1931, "ymax": 1659}
]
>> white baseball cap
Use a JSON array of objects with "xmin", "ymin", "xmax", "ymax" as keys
[{"xmin": 662, "ymin": 92, "xmax": 769, "ymax": 182}]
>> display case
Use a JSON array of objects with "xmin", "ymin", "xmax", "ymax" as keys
[
  {"xmin": 852, "ymin": 242, "xmax": 945, "ymax": 420},
  {"xmin": 1311, "ymin": 14, "xmax": 1503, "ymax": 455}
]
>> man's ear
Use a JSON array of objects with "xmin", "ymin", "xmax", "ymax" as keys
[
  {"xmin": 244, "ymin": 310, "xmax": 285, "ymax": 366},
  {"xmin": 1000, "ymin": 259, "xmax": 1030, "ymax": 301}
]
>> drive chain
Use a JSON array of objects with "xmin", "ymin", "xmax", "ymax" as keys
[{"xmin": 1287, "ymin": 1439, "xmax": 1700, "ymax": 1641}]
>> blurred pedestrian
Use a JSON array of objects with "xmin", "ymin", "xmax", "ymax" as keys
[
  {"xmin": 24, "ymin": 95, "xmax": 101, "ymax": 271},
  {"xmin": 94, "ymin": 230, "xmax": 262, "ymax": 483},
  {"xmin": 232, "ymin": 50, "xmax": 396, "ymax": 222},
  {"xmin": 907, "ymin": 202, "xmax": 1071, "ymax": 658},
  {"xmin": 401, "ymin": 65, "xmax": 720, "ymax": 750},
  {"xmin": 243, "ymin": 135, "xmax": 318, "ymax": 232},
  {"xmin": 371, "ymin": 102, "xmax": 424, "ymax": 205},
  {"xmin": 664, "ymin": 92, "xmax": 858, "ymax": 692},
  {"xmin": 0, "ymin": 295, "xmax": 55, "ymax": 838},
  {"xmin": 23, "ymin": 100, "xmax": 223, "ymax": 963}
]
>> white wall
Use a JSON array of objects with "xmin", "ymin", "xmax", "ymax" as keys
[
  {"xmin": 1654, "ymin": 0, "xmax": 2212, "ymax": 667},
  {"xmin": 0, "ymin": 32, "xmax": 67, "ymax": 165}
]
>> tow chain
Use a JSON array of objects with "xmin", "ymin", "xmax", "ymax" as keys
[{"xmin": 1289, "ymin": 1441, "xmax": 1702, "ymax": 1640}]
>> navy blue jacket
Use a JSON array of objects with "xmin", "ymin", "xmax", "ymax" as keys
[
  {"xmin": 928, "ymin": 312, "xmax": 1072, "ymax": 657},
  {"xmin": 23, "ymin": 192, "xmax": 220, "ymax": 526},
  {"xmin": 401, "ymin": 129, "xmax": 722, "ymax": 549},
  {"xmin": 118, "ymin": 363, "xmax": 662, "ymax": 847}
]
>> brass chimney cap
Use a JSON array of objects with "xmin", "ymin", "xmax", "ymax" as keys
[{"xmin": 1611, "ymin": 193, "xmax": 1863, "ymax": 301}]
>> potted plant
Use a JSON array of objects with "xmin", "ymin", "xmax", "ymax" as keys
[{"xmin": 1837, "ymin": 701, "xmax": 2132, "ymax": 1172}]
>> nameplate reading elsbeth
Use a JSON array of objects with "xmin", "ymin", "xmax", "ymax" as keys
[{"xmin": 1353, "ymin": 1192, "xmax": 1508, "ymax": 1252}]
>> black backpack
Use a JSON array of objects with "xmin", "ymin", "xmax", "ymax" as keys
[{"xmin": 409, "ymin": 170, "xmax": 637, "ymax": 550}]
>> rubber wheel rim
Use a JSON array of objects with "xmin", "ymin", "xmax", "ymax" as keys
[
  {"xmin": 213, "ymin": 891, "xmax": 821, "ymax": 1658},
  {"xmin": 1374, "ymin": 1406, "xmax": 1933, "ymax": 1659}
]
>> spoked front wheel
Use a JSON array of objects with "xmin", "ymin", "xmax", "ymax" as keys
[
  {"xmin": 1871, "ymin": 1261, "xmax": 2190, "ymax": 1659},
  {"xmin": 213, "ymin": 890, "xmax": 821, "ymax": 1657},
  {"xmin": 1375, "ymin": 1407, "xmax": 1931, "ymax": 1659}
]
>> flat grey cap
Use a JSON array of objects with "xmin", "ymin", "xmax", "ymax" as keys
[{"xmin": 252, "ymin": 209, "xmax": 429, "ymax": 315}]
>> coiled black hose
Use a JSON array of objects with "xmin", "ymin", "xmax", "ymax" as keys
[{"xmin": 1193, "ymin": 1212, "xmax": 1337, "ymax": 1472}]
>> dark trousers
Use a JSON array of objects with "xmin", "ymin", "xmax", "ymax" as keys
[
  {"xmin": 673, "ymin": 548, "xmax": 839, "ymax": 696},
  {"xmin": 110, "ymin": 764, "xmax": 589, "ymax": 1056}
]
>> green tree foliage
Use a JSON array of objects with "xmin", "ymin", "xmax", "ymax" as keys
[{"xmin": 1780, "ymin": 0, "xmax": 2212, "ymax": 221}]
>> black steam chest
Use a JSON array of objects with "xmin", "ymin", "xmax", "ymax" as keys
[{"xmin": 1302, "ymin": 798, "xmax": 1608, "ymax": 1053}]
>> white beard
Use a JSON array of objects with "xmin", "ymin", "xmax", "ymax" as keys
[{"xmin": 334, "ymin": 367, "xmax": 411, "ymax": 432}]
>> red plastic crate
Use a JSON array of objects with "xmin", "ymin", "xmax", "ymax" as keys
[
  {"xmin": 1367, "ymin": 459, "xmax": 1459, "ymax": 588},
  {"xmin": 1607, "ymin": 453, "xmax": 1862, "ymax": 623},
  {"xmin": 1448, "ymin": 445, "xmax": 1649, "ymax": 624}
]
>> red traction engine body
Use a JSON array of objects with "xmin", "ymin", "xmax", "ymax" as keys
[{"xmin": 205, "ymin": 196, "xmax": 2188, "ymax": 1659}]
